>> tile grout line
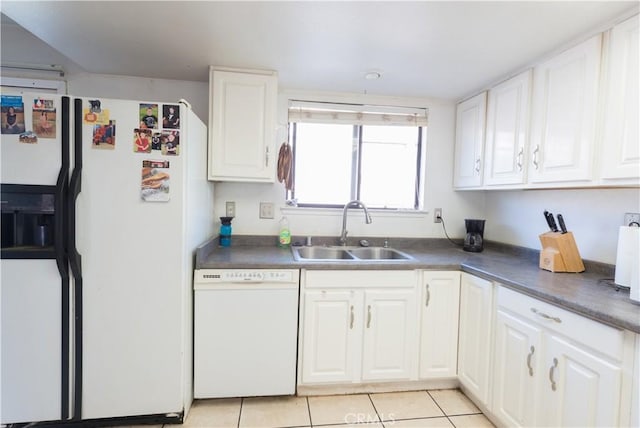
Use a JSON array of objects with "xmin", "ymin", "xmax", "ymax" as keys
[
  {"xmin": 367, "ymin": 392, "xmax": 383, "ymax": 424},
  {"xmin": 426, "ymin": 389, "xmax": 456, "ymax": 427},
  {"xmin": 237, "ymin": 397, "xmax": 244, "ymax": 428},
  {"xmin": 306, "ymin": 396, "xmax": 313, "ymax": 428}
]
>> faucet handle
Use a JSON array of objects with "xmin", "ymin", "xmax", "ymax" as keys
[{"xmin": 383, "ymin": 238, "xmax": 389, "ymax": 248}]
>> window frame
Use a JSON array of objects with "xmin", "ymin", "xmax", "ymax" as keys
[{"xmin": 286, "ymin": 121, "xmax": 426, "ymax": 210}]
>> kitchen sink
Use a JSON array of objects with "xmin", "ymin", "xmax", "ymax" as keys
[
  {"xmin": 293, "ymin": 246, "xmax": 355, "ymax": 260},
  {"xmin": 347, "ymin": 247, "xmax": 412, "ymax": 260},
  {"xmin": 292, "ymin": 246, "xmax": 413, "ymax": 262}
]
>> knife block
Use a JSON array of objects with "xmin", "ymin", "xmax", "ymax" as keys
[{"xmin": 539, "ymin": 232, "xmax": 585, "ymax": 273}]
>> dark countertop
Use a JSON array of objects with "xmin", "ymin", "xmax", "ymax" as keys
[{"xmin": 195, "ymin": 236, "xmax": 640, "ymax": 334}]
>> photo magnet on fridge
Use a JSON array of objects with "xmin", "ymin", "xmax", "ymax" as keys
[
  {"xmin": 139, "ymin": 103, "xmax": 159, "ymax": 129},
  {"xmin": 141, "ymin": 160, "xmax": 170, "ymax": 202},
  {"xmin": 1, "ymin": 95, "xmax": 26, "ymax": 135},
  {"xmin": 92, "ymin": 120, "xmax": 116, "ymax": 149},
  {"xmin": 33, "ymin": 98, "xmax": 57, "ymax": 139},
  {"xmin": 162, "ymin": 104, "xmax": 180, "ymax": 129},
  {"xmin": 133, "ymin": 128, "xmax": 152, "ymax": 153}
]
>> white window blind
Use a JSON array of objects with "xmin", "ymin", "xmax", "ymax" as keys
[{"xmin": 288, "ymin": 100, "xmax": 428, "ymax": 127}]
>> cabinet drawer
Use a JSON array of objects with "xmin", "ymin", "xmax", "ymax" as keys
[
  {"xmin": 497, "ymin": 286, "xmax": 625, "ymax": 360},
  {"xmin": 304, "ymin": 270, "xmax": 417, "ymax": 289}
]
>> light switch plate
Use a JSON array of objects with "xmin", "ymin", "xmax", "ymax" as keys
[
  {"xmin": 260, "ymin": 202, "xmax": 274, "ymax": 219},
  {"xmin": 225, "ymin": 201, "xmax": 236, "ymax": 218}
]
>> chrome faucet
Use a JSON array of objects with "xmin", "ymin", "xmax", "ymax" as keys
[{"xmin": 339, "ymin": 200, "xmax": 373, "ymax": 246}]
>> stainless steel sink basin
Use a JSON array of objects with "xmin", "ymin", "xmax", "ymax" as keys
[
  {"xmin": 292, "ymin": 246, "xmax": 413, "ymax": 262},
  {"xmin": 347, "ymin": 247, "xmax": 412, "ymax": 260},
  {"xmin": 293, "ymin": 246, "xmax": 354, "ymax": 260}
]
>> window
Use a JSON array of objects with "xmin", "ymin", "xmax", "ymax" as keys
[{"xmin": 287, "ymin": 101, "xmax": 427, "ymax": 210}]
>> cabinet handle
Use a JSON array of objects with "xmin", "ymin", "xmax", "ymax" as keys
[
  {"xmin": 517, "ymin": 147, "xmax": 524, "ymax": 172},
  {"xmin": 549, "ymin": 357, "xmax": 558, "ymax": 391},
  {"xmin": 532, "ymin": 145, "xmax": 539, "ymax": 169},
  {"xmin": 350, "ymin": 305, "xmax": 354, "ymax": 329},
  {"xmin": 475, "ymin": 158, "xmax": 481, "ymax": 173},
  {"xmin": 531, "ymin": 307, "xmax": 562, "ymax": 323},
  {"xmin": 265, "ymin": 147, "xmax": 269, "ymax": 167},
  {"xmin": 366, "ymin": 305, "xmax": 372, "ymax": 328},
  {"xmin": 526, "ymin": 345, "xmax": 535, "ymax": 376},
  {"xmin": 425, "ymin": 284, "xmax": 431, "ymax": 307}
]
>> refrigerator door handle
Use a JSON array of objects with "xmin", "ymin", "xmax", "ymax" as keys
[
  {"xmin": 69, "ymin": 98, "xmax": 84, "ymax": 420},
  {"xmin": 55, "ymin": 96, "xmax": 71, "ymax": 421}
]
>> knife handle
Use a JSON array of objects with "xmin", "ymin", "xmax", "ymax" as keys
[{"xmin": 557, "ymin": 214, "xmax": 567, "ymax": 234}]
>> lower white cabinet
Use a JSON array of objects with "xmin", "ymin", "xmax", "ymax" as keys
[
  {"xmin": 299, "ymin": 270, "xmax": 419, "ymax": 385},
  {"xmin": 492, "ymin": 286, "xmax": 633, "ymax": 428},
  {"xmin": 419, "ymin": 271, "xmax": 460, "ymax": 379},
  {"xmin": 458, "ymin": 272, "xmax": 494, "ymax": 406}
]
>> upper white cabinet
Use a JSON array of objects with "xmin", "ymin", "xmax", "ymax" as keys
[
  {"xmin": 600, "ymin": 15, "xmax": 640, "ymax": 185},
  {"xmin": 483, "ymin": 70, "xmax": 532, "ymax": 187},
  {"xmin": 528, "ymin": 35, "xmax": 602, "ymax": 185},
  {"xmin": 208, "ymin": 67, "xmax": 277, "ymax": 182},
  {"xmin": 419, "ymin": 271, "xmax": 460, "ymax": 379},
  {"xmin": 453, "ymin": 92, "xmax": 487, "ymax": 189}
]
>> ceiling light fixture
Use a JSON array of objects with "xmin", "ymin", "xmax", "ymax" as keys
[{"xmin": 364, "ymin": 71, "xmax": 382, "ymax": 80}]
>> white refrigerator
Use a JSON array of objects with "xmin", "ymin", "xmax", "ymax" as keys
[{"xmin": 1, "ymin": 92, "xmax": 213, "ymax": 424}]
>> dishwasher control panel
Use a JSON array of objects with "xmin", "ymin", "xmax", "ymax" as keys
[{"xmin": 195, "ymin": 269, "xmax": 300, "ymax": 284}]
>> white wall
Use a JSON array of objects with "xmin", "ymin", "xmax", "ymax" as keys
[
  {"xmin": 212, "ymin": 89, "xmax": 485, "ymax": 241},
  {"xmin": 485, "ymin": 188, "xmax": 640, "ymax": 264},
  {"xmin": 60, "ymin": 71, "xmax": 638, "ymax": 264},
  {"xmin": 66, "ymin": 72, "xmax": 209, "ymax": 122}
]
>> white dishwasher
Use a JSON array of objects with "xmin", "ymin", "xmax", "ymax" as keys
[{"xmin": 193, "ymin": 269, "xmax": 300, "ymax": 398}]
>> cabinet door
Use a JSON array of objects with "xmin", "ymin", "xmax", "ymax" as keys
[
  {"xmin": 361, "ymin": 289, "xmax": 418, "ymax": 381},
  {"xmin": 529, "ymin": 35, "xmax": 602, "ymax": 185},
  {"xmin": 541, "ymin": 334, "xmax": 623, "ymax": 427},
  {"xmin": 458, "ymin": 273, "xmax": 494, "ymax": 406},
  {"xmin": 453, "ymin": 92, "xmax": 487, "ymax": 188},
  {"xmin": 301, "ymin": 290, "xmax": 358, "ymax": 384},
  {"xmin": 209, "ymin": 69, "xmax": 277, "ymax": 182},
  {"xmin": 492, "ymin": 309, "xmax": 543, "ymax": 428},
  {"xmin": 419, "ymin": 271, "xmax": 460, "ymax": 379},
  {"xmin": 600, "ymin": 15, "xmax": 640, "ymax": 184},
  {"xmin": 484, "ymin": 70, "xmax": 532, "ymax": 187}
]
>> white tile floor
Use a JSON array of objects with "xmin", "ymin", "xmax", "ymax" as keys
[{"xmin": 176, "ymin": 389, "xmax": 494, "ymax": 428}]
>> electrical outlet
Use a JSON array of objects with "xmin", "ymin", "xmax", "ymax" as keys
[
  {"xmin": 434, "ymin": 208, "xmax": 442, "ymax": 223},
  {"xmin": 225, "ymin": 201, "xmax": 236, "ymax": 218},
  {"xmin": 259, "ymin": 202, "xmax": 274, "ymax": 219},
  {"xmin": 624, "ymin": 212, "xmax": 640, "ymax": 226}
]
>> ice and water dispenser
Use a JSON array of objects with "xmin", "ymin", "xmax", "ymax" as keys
[{"xmin": 1, "ymin": 184, "xmax": 56, "ymax": 256}]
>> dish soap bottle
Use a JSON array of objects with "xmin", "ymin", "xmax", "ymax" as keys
[{"xmin": 278, "ymin": 216, "xmax": 291, "ymax": 248}]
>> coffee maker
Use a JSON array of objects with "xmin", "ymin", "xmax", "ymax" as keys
[{"xmin": 464, "ymin": 219, "xmax": 485, "ymax": 252}]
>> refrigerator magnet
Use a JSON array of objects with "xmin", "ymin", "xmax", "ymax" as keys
[
  {"xmin": 1, "ymin": 95, "xmax": 26, "ymax": 135},
  {"xmin": 133, "ymin": 128, "xmax": 152, "ymax": 153},
  {"xmin": 161, "ymin": 130, "xmax": 180, "ymax": 156},
  {"xmin": 92, "ymin": 120, "xmax": 116, "ymax": 149},
  {"xmin": 139, "ymin": 103, "xmax": 159, "ymax": 129},
  {"xmin": 162, "ymin": 104, "xmax": 180, "ymax": 129},
  {"xmin": 33, "ymin": 98, "xmax": 56, "ymax": 139},
  {"xmin": 141, "ymin": 160, "xmax": 170, "ymax": 202}
]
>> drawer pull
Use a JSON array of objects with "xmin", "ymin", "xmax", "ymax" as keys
[
  {"xmin": 531, "ymin": 307, "xmax": 562, "ymax": 323},
  {"xmin": 526, "ymin": 345, "xmax": 535, "ymax": 376},
  {"xmin": 366, "ymin": 305, "xmax": 372, "ymax": 328},
  {"xmin": 350, "ymin": 305, "xmax": 354, "ymax": 329},
  {"xmin": 549, "ymin": 357, "xmax": 558, "ymax": 391},
  {"xmin": 475, "ymin": 158, "xmax": 481, "ymax": 173},
  {"xmin": 425, "ymin": 284, "xmax": 431, "ymax": 307}
]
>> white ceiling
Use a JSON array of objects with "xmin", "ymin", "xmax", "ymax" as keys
[{"xmin": 1, "ymin": 1, "xmax": 637, "ymax": 100}]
